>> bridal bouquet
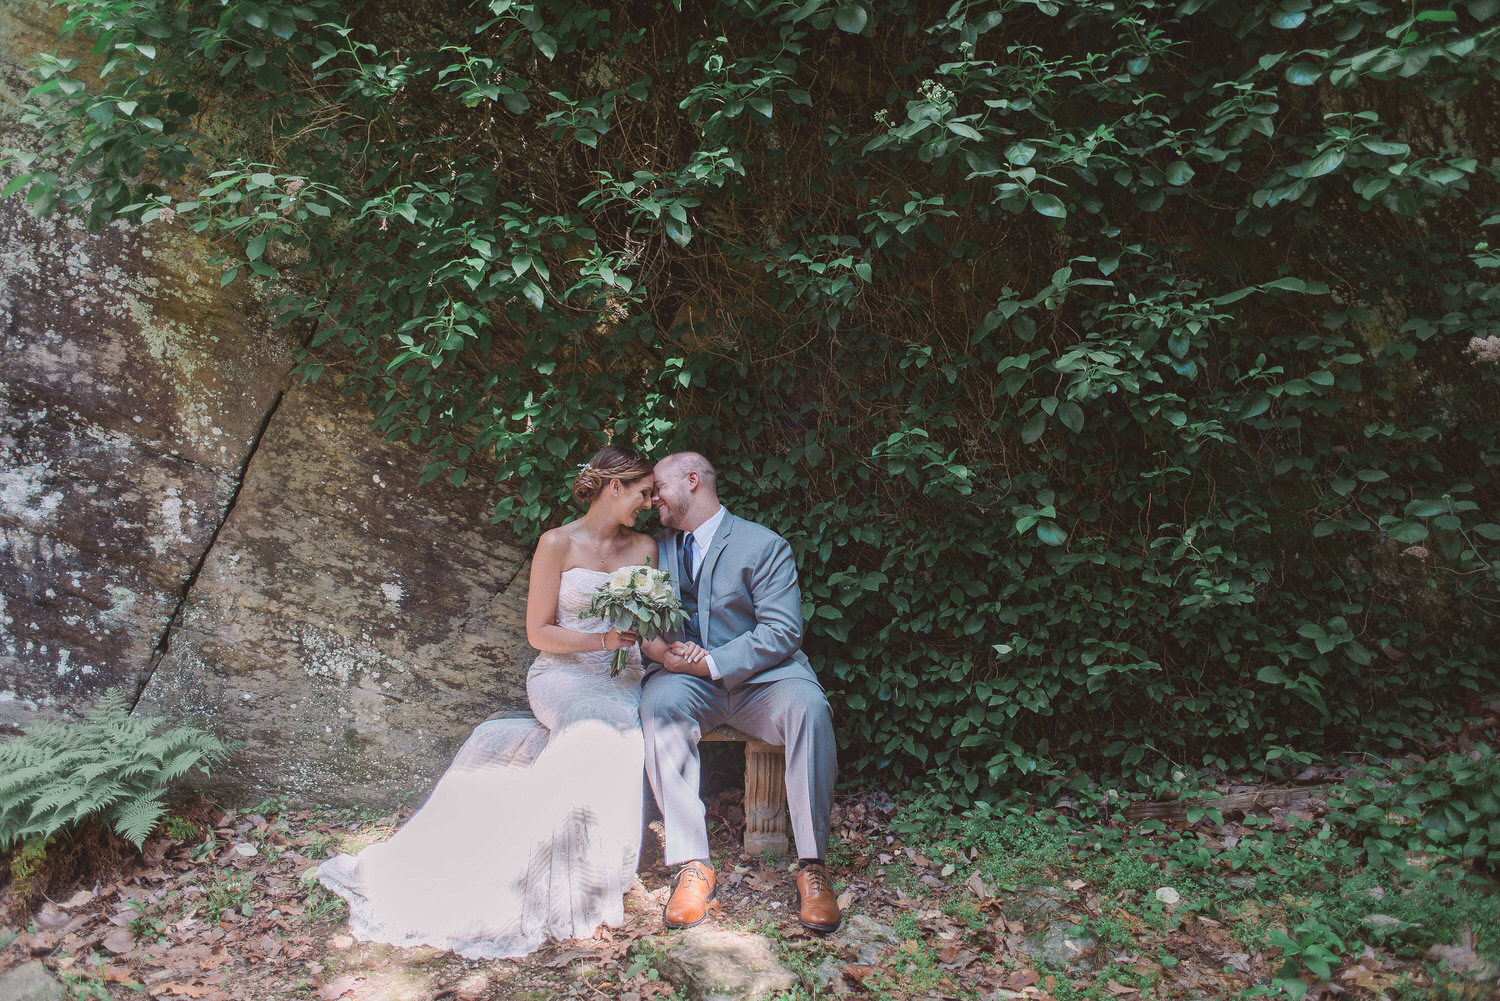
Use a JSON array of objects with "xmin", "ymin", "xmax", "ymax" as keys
[{"xmin": 587, "ymin": 562, "xmax": 687, "ymax": 676}]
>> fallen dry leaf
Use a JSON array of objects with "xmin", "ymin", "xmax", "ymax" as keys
[
  {"xmin": 318, "ymin": 975, "xmax": 359, "ymax": 1000},
  {"xmin": 34, "ymin": 903, "xmax": 70, "ymax": 930},
  {"xmin": 836, "ymin": 890, "xmax": 854, "ymax": 911},
  {"xmin": 102, "ymin": 930, "xmax": 135, "ymax": 960},
  {"xmin": 198, "ymin": 947, "xmax": 233, "ymax": 971},
  {"xmin": 841, "ymin": 964, "xmax": 877, "ymax": 985},
  {"xmin": 26, "ymin": 931, "xmax": 59, "ymax": 955},
  {"xmin": 938, "ymin": 947, "xmax": 980, "ymax": 969},
  {"xmin": 60, "ymin": 888, "xmax": 96, "ymax": 908},
  {"xmin": 150, "ymin": 983, "xmax": 217, "ymax": 999},
  {"xmin": 1342, "ymin": 965, "xmax": 1402, "ymax": 991},
  {"xmin": 1005, "ymin": 967, "xmax": 1042, "ymax": 989},
  {"xmin": 1106, "ymin": 977, "xmax": 1138, "ymax": 996},
  {"xmin": 1425, "ymin": 941, "xmax": 1484, "ymax": 974},
  {"xmin": 543, "ymin": 948, "xmax": 596, "ymax": 968},
  {"xmin": 329, "ymin": 934, "xmax": 354, "ymax": 950}
]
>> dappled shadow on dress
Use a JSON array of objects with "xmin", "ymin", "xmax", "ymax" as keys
[{"xmin": 317, "ymin": 566, "xmax": 646, "ymax": 960}]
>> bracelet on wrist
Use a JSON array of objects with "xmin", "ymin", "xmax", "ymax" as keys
[{"xmin": 600, "ymin": 631, "xmax": 608, "ymax": 650}]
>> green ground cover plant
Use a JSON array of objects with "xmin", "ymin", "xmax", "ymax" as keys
[
  {"xmin": 1329, "ymin": 742, "xmax": 1500, "ymax": 870},
  {"xmin": 5, "ymin": 0, "xmax": 1499, "ymax": 800},
  {"xmin": 900, "ymin": 790, "xmax": 1500, "ymax": 999}
]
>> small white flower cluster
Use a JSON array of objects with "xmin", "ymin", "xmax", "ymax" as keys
[
  {"xmin": 608, "ymin": 564, "xmax": 675, "ymax": 603},
  {"xmin": 918, "ymin": 78, "xmax": 955, "ymax": 111},
  {"xmin": 1467, "ymin": 334, "xmax": 1500, "ymax": 362}
]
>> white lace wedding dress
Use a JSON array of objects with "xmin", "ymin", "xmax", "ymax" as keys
[{"xmin": 316, "ymin": 566, "xmax": 645, "ymax": 959}]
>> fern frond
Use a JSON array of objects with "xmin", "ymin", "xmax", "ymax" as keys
[
  {"xmin": 0, "ymin": 689, "xmax": 224, "ymax": 851},
  {"xmin": 160, "ymin": 749, "xmax": 205, "ymax": 781},
  {"xmin": 74, "ymin": 761, "xmax": 115, "ymax": 784},
  {"xmin": 111, "ymin": 794, "xmax": 167, "ymax": 849},
  {"xmin": 0, "ymin": 764, "xmax": 54, "ymax": 796},
  {"xmin": 26, "ymin": 782, "xmax": 93, "ymax": 820}
]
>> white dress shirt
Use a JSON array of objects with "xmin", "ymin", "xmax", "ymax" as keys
[{"xmin": 683, "ymin": 505, "xmax": 726, "ymax": 679}]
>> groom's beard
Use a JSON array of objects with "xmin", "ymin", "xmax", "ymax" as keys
[{"xmin": 653, "ymin": 493, "xmax": 687, "ymax": 532}]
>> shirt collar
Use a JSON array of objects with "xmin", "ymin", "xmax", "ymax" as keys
[{"xmin": 688, "ymin": 505, "xmax": 726, "ymax": 554}]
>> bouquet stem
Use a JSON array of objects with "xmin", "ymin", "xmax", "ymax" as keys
[{"xmin": 611, "ymin": 648, "xmax": 627, "ymax": 677}]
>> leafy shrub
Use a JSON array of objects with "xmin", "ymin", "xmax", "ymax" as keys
[
  {"xmin": 5, "ymin": 0, "xmax": 1499, "ymax": 796},
  {"xmin": 0, "ymin": 689, "xmax": 227, "ymax": 851},
  {"xmin": 1329, "ymin": 745, "xmax": 1500, "ymax": 872}
]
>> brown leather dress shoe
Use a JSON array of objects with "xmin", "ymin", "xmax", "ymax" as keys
[
  {"xmin": 664, "ymin": 861, "xmax": 716, "ymax": 929},
  {"xmin": 796, "ymin": 863, "xmax": 841, "ymax": 932}
]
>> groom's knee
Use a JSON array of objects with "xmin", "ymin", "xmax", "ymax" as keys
[
  {"xmin": 777, "ymin": 680, "xmax": 834, "ymax": 738},
  {"xmin": 640, "ymin": 674, "xmax": 706, "ymax": 731}
]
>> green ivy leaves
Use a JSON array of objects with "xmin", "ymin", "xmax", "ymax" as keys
[{"xmin": 6, "ymin": 0, "xmax": 1499, "ymax": 803}]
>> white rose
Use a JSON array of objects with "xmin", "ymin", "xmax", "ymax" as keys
[
  {"xmin": 650, "ymin": 576, "xmax": 674, "ymax": 602},
  {"xmin": 609, "ymin": 567, "xmax": 635, "ymax": 596}
]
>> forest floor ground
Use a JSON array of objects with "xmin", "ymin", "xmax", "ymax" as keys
[{"xmin": 3, "ymin": 729, "xmax": 1500, "ymax": 1001}]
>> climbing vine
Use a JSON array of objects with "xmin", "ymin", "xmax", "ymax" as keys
[{"xmin": 7, "ymin": 0, "xmax": 1500, "ymax": 799}]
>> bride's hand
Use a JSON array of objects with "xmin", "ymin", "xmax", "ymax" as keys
[
  {"xmin": 603, "ymin": 628, "xmax": 639, "ymax": 651},
  {"xmin": 668, "ymin": 641, "xmax": 708, "ymax": 663}
]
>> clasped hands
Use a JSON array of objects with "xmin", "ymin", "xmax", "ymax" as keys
[
  {"xmin": 609, "ymin": 633, "xmax": 710, "ymax": 677},
  {"xmin": 662, "ymin": 640, "xmax": 710, "ymax": 677}
]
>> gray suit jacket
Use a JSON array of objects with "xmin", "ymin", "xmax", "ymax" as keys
[{"xmin": 648, "ymin": 510, "xmax": 819, "ymax": 691}]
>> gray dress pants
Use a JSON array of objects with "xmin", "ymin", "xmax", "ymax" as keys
[{"xmin": 641, "ymin": 672, "xmax": 836, "ymax": 866}]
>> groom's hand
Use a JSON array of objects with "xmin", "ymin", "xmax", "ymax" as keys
[{"xmin": 663, "ymin": 644, "xmax": 711, "ymax": 678}]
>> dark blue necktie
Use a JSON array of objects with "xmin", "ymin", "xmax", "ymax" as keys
[
  {"xmin": 679, "ymin": 532, "xmax": 700, "ymax": 642},
  {"xmin": 679, "ymin": 531, "xmax": 697, "ymax": 583}
]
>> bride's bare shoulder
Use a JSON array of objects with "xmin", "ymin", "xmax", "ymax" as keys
[
  {"xmin": 535, "ymin": 525, "xmax": 577, "ymax": 557},
  {"xmin": 623, "ymin": 530, "xmax": 659, "ymax": 563}
]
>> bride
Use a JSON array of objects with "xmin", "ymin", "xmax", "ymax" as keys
[{"xmin": 316, "ymin": 444, "xmax": 661, "ymax": 958}]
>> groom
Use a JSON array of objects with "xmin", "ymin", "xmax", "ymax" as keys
[{"xmin": 643, "ymin": 451, "xmax": 840, "ymax": 932}]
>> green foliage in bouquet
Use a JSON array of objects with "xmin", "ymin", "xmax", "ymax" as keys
[
  {"xmin": 0, "ymin": 690, "xmax": 228, "ymax": 851},
  {"xmin": 586, "ymin": 564, "xmax": 687, "ymax": 674},
  {"xmin": 5, "ymin": 0, "xmax": 1499, "ymax": 798}
]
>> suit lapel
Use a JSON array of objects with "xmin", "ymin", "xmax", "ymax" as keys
[
  {"xmin": 661, "ymin": 529, "xmax": 684, "ymax": 602},
  {"xmin": 696, "ymin": 510, "xmax": 734, "ymax": 647}
]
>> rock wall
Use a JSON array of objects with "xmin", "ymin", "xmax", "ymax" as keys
[
  {"xmin": 134, "ymin": 372, "xmax": 533, "ymax": 808},
  {"xmin": 0, "ymin": 0, "xmax": 535, "ymax": 808},
  {"xmin": 0, "ymin": 0, "xmax": 299, "ymax": 726}
]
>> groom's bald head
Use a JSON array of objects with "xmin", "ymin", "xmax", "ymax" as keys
[{"xmin": 656, "ymin": 451, "xmax": 717, "ymax": 491}]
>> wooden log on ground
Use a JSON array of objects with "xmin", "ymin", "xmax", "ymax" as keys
[{"xmin": 1123, "ymin": 784, "xmax": 1335, "ymax": 823}]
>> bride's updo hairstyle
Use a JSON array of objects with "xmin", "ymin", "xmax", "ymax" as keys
[{"xmin": 572, "ymin": 444, "xmax": 653, "ymax": 504}]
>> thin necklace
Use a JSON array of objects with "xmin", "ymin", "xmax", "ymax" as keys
[{"xmin": 589, "ymin": 528, "xmax": 619, "ymax": 564}]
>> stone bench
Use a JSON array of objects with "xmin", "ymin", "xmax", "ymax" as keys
[
  {"xmin": 699, "ymin": 724, "xmax": 789, "ymax": 858},
  {"xmin": 484, "ymin": 711, "xmax": 789, "ymax": 858}
]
